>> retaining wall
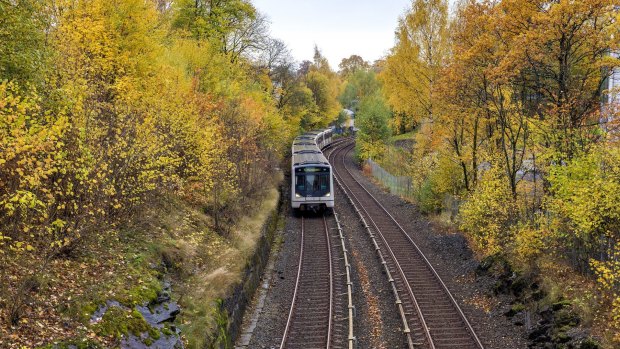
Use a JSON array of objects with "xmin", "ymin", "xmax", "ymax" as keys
[{"xmin": 208, "ymin": 187, "xmax": 284, "ymax": 349}]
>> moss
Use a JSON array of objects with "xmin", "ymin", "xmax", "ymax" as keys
[
  {"xmin": 555, "ymin": 308, "xmax": 580, "ymax": 327},
  {"xmin": 149, "ymin": 326, "xmax": 161, "ymax": 340},
  {"xmin": 79, "ymin": 302, "xmax": 99, "ymax": 323},
  {"xmin": 551, "ymin": 326, "xmax": 571, "ymax": 343},
  {"xmin": 162, "ymin": 326, "xmax": 174, "ymax": 336},
  {"xmin": 505, "ymin": 303, "xmax": 526, "ymax": 317},
  {"xmin": 95, "ymin": 307, "xmax": 150, "ymax": 339},
  {"xmin": 579, "ymin": 338, "xmax": 601, "ymax": 349},
  {"xmin": 552, "ymin": 299, "xmax": 573, "ymax": 311},
  {"xmin": 117, "ymin": 273, "xmax": 162, "ymax": 306}
]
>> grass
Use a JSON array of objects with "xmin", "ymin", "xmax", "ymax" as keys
[
  {"xmin": 174, "ymin": 185, "xmax": 281, "ymax": 349},
  {"xmin": 389, "ymin": 131, "xmax": 416, "ymax": 142}
]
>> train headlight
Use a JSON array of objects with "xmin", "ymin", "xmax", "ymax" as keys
[
  {"xmin": 295, "ymin": 193, "xmax": 302, "ymax": 198},
  {"xmin": 324, "ymin": 192, "xmax": 331, "ymax": 197}
]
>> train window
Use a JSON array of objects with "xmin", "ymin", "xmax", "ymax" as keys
[
  {"xmin": 295, "ymin": 167, "xmax": 330, "ymax": 196},
  {"xmin": 319, "ymin": 174, "xmax": 329, "ymax": 191},
  {"xmin": 296, "ymin": 175, "xmax": 305, "ymax": 191},
  {"xmin": 308, "ymin": 174, "xmax": 328, "ymax": 192}
]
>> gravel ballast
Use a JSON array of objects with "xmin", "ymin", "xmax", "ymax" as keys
[
  {"xmin": 237, "ymin": 144, "xmax": 528, "ymax": 348},
  {"xmin": 341, "ymin": 146, "xmax": 528, "ymax": 348}
]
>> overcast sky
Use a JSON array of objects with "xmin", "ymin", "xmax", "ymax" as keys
[{"xmin": 252, "ymin": 0, "xmax": 456, "ymax": 70}]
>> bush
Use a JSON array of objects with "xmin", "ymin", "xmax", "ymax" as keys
[
  {"xmin": 542, "ymin": 146, "xmax": 620, "ymax": 344},
  {"xmin": 545, "ymin": 146, "xmax": 620, "ymax": 270},
  {"xmin": 459, "ymin": 165, "xmax": 517, "ymax": 256}
]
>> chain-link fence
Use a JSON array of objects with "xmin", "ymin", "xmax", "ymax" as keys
[
  {"xmin": 366, "ymin": 159, "xmax": 462, "ymax": 222},
  {"xmin": 366, "ymin": 159, "xmax": 414, "ymax": 200}
]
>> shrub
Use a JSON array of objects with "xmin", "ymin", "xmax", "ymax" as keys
[{"xmin": 459, "ymin": 164, "xmax": 517, "ymax": 256}]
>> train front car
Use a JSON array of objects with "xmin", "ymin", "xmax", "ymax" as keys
[
  {"xmin": 290, "ymin": 131, "xmax": 334, "ymax": 212},
  {"xmin": 291, "ymin": 154, "xmax": 334, "ymax": 211}
]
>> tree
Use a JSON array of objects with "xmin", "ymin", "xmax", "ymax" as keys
[
  {"xmin": 258, "ymin": 38, "xmax": 292, "ymax": 72},
  {"xmin": 172, "ymin": 0, "xmax": 256, "ymax": 45},
  {"xmin": 381, "ymin": 0, "xmax": 449, "ymax": 131},
  {"xmin": 356, "ymin": 93, "xmax": 392, "ymax": 160},
  {"xmin": 297, "ymin": 60, "xmax": 312, "ymax": 76},
  {"xmin": 224, "ymin": 11, "xmax": 270, "ymax": 63},
  {"xmin": 0, "ymin": 0, "xmax": 296, "ymax": 343},
  {"xmin": 493, "ymin": 0, "xmax": 619, "ymax": 159},
  {"xmin": 339, "ymin": 69, "xmax": 381, "ymax": 112},
  {"xmin": 312, "ymin": 45, "xmax": 332, "ymax": 75},
  {"xmin": 305, "ymin": 70, "xmax": 341, "ymax": 128},
  {"xmin": 338, "ymin": 54, "xmax": 369, "ymax": 77}
]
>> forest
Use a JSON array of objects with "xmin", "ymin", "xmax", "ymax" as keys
[
  {"xmin": 361, "ymin": 0, "xmax": 620, "ymax": 346},
  {"xmin": 0, "ymin": 0, "xmax": 343, "ymax": 347}
]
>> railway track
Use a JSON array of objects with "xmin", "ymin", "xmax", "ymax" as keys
[
  {"xmin": 280, "ymin": 213, "xmax": 352, "ymax": 349},
  {"xmin": 329, "ymin": 139, "xmax": 484, "ymax": 349}
]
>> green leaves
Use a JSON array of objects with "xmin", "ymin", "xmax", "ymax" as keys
[
  {"xmin": 356, "ymin": 93, "xmax": 392, "ymax": 161},
  {"xmin": 547, "ymin": 146, "xmax": 620, "ymax": 246},
  {"xmin": 172, "ymin": 0, "xmax": 256, "ymax": 44},
  {"xmin": 0, "ymin": 0, "xmax": 48, "ymax": 83},
  {"xmin": 339, "ymin": 70, "xmax": 381, "ymax": 112}
]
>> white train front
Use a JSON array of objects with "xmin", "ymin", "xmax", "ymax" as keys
[{"xmin": 291, "ymin": 128, "xmax": 334, "ymax": 211}]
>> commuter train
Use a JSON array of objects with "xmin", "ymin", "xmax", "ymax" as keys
[{"xmin": 291, "ymin": 128, "xmax": 334, "ymax": 211}]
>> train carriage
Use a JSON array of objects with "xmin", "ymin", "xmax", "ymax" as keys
[{"xmin": 291, "ymin": 128, "xmax": 334, "ymax": 211}]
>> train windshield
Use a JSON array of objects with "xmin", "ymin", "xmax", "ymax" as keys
[{"xmin": 295, "ymin": 167, "xmax": 330, "ymax": 197}]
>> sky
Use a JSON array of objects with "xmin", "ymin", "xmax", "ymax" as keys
[{"xmin": 252, "ymin": 0, "xmax": 414, "ymax": 69}]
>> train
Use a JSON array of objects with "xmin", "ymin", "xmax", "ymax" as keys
[{"xmin": 291, "ymin": 128, "xmax": 334, "ymax": 211}]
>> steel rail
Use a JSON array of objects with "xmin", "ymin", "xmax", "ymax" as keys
[
  {"xmin": 328, "ymin": 142, "xmax": 420, "ymax": 349},
  {"xmin": 333, "ymin": 210, "xmax": 356, "ymax": 349},
  {"xmin": 334, "ymin": 140, "xmax": 485, "ymax": 349},
  {"xmin": 279, "ymin": 215, "xmax": 334, "ymax": 349},
  {"xmin": 323, "ymin": 137, "xmax": 356, "ymax": 349},
  {"xmin": 280, "ymin": 216, "xmax": 306, "ymax": 349},
  {"xmin": 325, "ymin": 215, "xmax": 334, "ymax": 349},
  {"xmin": 339, "ymin": 142, "xmax": 433, "ymax": 348}
]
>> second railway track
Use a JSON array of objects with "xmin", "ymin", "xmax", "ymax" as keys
[{"xmin": 329, "ymin": 139, "xmax": 484, "ymax": 349}]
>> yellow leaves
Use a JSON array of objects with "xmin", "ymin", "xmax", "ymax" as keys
[
  {"xmin": 546, "ymin": 146, "xmax": 620, "ymax": 245},
  {"xmin": 513, "ymin": 223, "xmax": 546, "ymax": 264},
  {"xmin": 381, "ymin": 0, "xmax": 448, "ymax": 125},
  {"xmin": 51, "ymin": 219, "xmax": 66, "ymax": 230},
  {"xmin": 591, "ymin": 247, "xmax": 620, "ymax": 292},
  {"xmin": 460, "ymin": 165, "xmax": 517, "ymax": 256},
  {"xmin": 590, "ymin": 245, "xmax": 620, "ymax": 343},
  {"xmin": 8, "ymin": 241, "xmax": 34, "ymax": 253}
]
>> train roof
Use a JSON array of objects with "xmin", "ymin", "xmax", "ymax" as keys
[
  {"xmin": 292, "ymin": 152, "xmax": 330, "ymax": 167},
  {"xmin": 292, "ymin": 141, "xmax": 316, "ymax": 147},
  {"xmin": 291, "ymin": 128, "xmax": 333, "ymax": 166},
  {"xmin": 292, "ymin": 144, "xmax": 321, "ymax": 154}
]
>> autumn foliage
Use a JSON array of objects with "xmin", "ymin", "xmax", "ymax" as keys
[
  {"xmin": 381, "ymin": 0, "xmax": 620, "ymax": 344},
  {"xmin": 0, "ymin": 0, "xmax": 343, "ymax": 345}
]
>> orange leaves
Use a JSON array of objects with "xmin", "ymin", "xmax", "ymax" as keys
[{"xmin": 0, "ymin": 0, "xmax": 291, "ymax": 344}]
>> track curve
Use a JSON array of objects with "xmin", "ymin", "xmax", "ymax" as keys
[{"xmin": 329, "ymin": 138, "xmax": 484, "ymax": 349}]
